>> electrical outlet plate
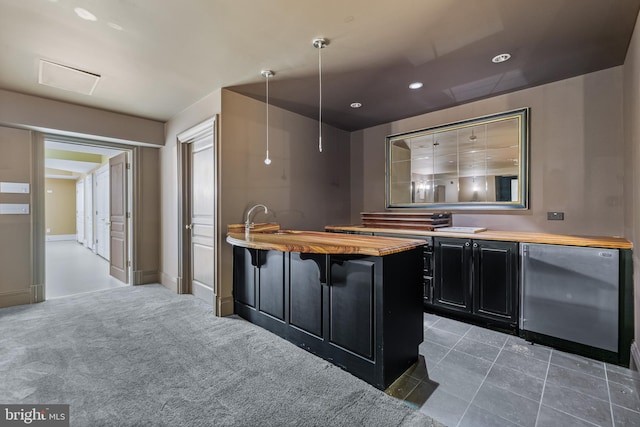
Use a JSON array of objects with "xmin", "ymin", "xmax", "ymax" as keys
[{"xmin": 547, "ymin": 211, "xmax": 564, "ymax": 220}]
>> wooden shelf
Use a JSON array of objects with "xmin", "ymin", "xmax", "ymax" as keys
[{"xmin": 361, "ymin": 211, "xmax": 451, "ymax": 231}]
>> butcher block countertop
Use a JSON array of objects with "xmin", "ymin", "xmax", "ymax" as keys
[
  {"xmin": 226, "ymin": 224, "xmax": 426, "ymax": 256},
  {"xmin": 324, "ymin": 225, "xmax": 632, "ymax": 250}
]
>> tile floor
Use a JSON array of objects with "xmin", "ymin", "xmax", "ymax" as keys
[
  {"xmin": 46, "ymin": 240, "xmax": 126, "ymax": 298},
  {"xmin": 387, "ymin": 312, "xmax": 640, "ymax": 427}
]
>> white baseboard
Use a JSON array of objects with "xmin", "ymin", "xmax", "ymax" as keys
[
  {"xmin": 192, "ymin": 281, "xmax": 214, "ymax": 306},
  {"xmin": 133, "ymin": 270, "xmax": 159, "ymax": 285},
  {"xmin": 631, "ymin": 341, "xmax": 640, "ymax": 372},
  {"xmin": 160, "ymin": 272, "xmax": 178, "ymax": 293},
  {"xmin": 46, "ymin": 234, "xmax": 76, "ymax": 241}
]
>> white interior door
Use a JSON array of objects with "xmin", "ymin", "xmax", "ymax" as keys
[
  {"xmin": 76, "ymin": 178, "xmax": 85, "ymax": 244},
  {"xmin": 95, "ymin": 164, "xmax": 110, "ymax": 260},
  {"xmin": 109, "ymin": 152, "xmax": 128, "ymax": 283},
  {"xmin": 189, "ymin": 132, "xmax": 215, "ymax": 305},
  {"xmin": 84, "ymin": 174, "xmax": 94, "ymax": 250}
]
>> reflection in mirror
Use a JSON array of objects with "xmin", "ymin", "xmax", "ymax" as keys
[{"xmin": 387, "ymin": 108, "xmax": 528, "ymax": 209}]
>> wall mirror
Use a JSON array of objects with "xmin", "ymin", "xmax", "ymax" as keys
[{"xmin": 386, "ymin": 108, "xmax": 529, "ymax": 210}]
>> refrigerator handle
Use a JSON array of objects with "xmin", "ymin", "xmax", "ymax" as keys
[{"xmin": 519, "ymin": 244, "xmax": 528, "ymax": 330}]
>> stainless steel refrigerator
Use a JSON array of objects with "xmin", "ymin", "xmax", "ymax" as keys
[{"xmin": 520, "ymin": 243, "xmax": 619, "ymax": 352}]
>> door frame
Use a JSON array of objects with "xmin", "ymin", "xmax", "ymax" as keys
[
  {"xmin": 176, "ymin": 116, "xmax": 219, "ymax": 311},
  {"xmin": 35, "ymin": 135, "xmax": 136, "ymax": 300}
]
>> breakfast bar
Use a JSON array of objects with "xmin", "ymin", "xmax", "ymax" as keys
[{"xmin": 227, "ymin": 224, "xmax": 426, "ymax": 390}]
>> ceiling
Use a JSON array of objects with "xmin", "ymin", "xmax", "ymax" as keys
[
  {"xmin": 1, "ymin": 0, "xmax": 639, "ymax": 132},
  {"xmin": 45, "ymin": 140, "xmax": 123, "ymax": 177}
]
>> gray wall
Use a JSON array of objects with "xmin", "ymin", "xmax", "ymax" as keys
[
  {"xmin": 218, "ymin": 89, "xmax": 351, "ymax": 314},
  {"xmin": 133, "ymin": 147, "xmax": 161, "ymax": 284},
  {"xmin": 0, "ymin": 127, "xmax": 35, "ymax": 307},
  {"xmin": 159, "ymin": 89, "xmax": 351, "ymax": 316},
  {"xmin": 351, "ymin": 66, "xmax": 625, "ymax": 237},
  {"xmin": 623, "ymin": 10, "xmax": 640, "ymax": 357},
  {"xmin": 0, "ymin": 89, "xmax": 164, "ymax": 146}
]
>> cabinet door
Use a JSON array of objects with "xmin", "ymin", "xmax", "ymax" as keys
[
  {"xmin": 289, "ymin": 253, "xmax": 325, "ymax": 338},
  {"xmin": 233, "ymin": 247, "xmax": 285, "ymax": 321},
  {"xmin": 433, "ymin": 237, "xmax": 472, "ymax": 313},
  {"xmin": 329, "ymin": 257, "xmax": 376, "ymax": 360},
  {"xmin": 233, "ymin": 246, "xmax": 259, "ymax": 308},
  {"xmin": 472, "ymin": 240, "xmax": 518, "ymax": 324},
  {"xmin": 258, "ymin": 250, "xmax": 286, "ymax": 320}
]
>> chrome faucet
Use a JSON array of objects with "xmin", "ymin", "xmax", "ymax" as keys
[{"xmin": 245, "ymin": 204, "xmax": 268, "ymax": 238}]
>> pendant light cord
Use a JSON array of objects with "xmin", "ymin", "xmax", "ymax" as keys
[
  {"xmin": 266, "ymin": 74, "xmax": 270, "ymax": 157},
  {"xmin": 261, "ymin": 70, "xmax": 274, "ymax": 165},
  {"xmin": 318, "ymin": 45, "xmax": 323, "ymax": 153},
  {"xmin": 312, "ymin": 38, "xmax": 328, "ymax": 153}
]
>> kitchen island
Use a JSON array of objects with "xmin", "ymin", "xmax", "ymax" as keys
[{"xmin": 227, "ymin": 225, "xmax": 426, "ymax": 390}]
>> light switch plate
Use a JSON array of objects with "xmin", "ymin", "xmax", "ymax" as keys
[
  {"xmin": 547, "ymin": 211, "xmax": 564, "ymax": 220},
  {"xmin": 0, "ymin": 182, "xmax": 30, "ymax": 194},
  {"xmin": 0, "ymin": 204, "xmax": 30, "ymax": 214}
]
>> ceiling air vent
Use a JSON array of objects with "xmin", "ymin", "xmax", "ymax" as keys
[{"xmin": 38, "ymin": 60, "xmax": 101, "ymax": 95}]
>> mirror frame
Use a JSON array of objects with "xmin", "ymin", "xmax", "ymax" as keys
[{"xmin": 385, "ymin": 108, "xmax": 529, "ymax": 210}]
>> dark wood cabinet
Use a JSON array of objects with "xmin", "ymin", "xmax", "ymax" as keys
[
  {"xmin": 288, "ymin": 253, "xmax": 324, "ymax": 339},
  {"xmin": 368, "ymin": 232, "xmax": 434, "ymax": 306},
  {"xmin": 433, "ymin": 237, "xmax": 518, "ymax": 328},
  {"xmin": 433, "ymin": 237, "xmax": 472, "ymax": 313},
  {"xmin": 329, "ymin": 257, "xmax": 376, "ymax": 359},
  {"xmin": 232, "ymin": 246, "xmax": 423, "ymax": 390},
  {"xmin": 472, "ymin": 240, "xmax": 518, "ymax": 324},
  {"xmin": 233, "ymin": 247, "xmax": 286, "ymax": 320}
]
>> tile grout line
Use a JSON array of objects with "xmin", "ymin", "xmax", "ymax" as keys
[
  {"xmin": 434, "ymin": 325, "xmax": 473, "ymax": 368},
  {"xmin": 541, "ymin": 406, "xmax": 603, "ymax": 427},
  {"xmin": 454, "ymin": 335, "xmax": 509, "ymax": 427},
  {"xmin": 604, "ymin": 365, "xmax": 616, "ymax": 426},
  {"xmin": 547, "ymin": 356, "xmax": 610, "ymax": 382},
  {"xmin": 533, "ymin": 348, "xmax": 553, "ymax": 427}
]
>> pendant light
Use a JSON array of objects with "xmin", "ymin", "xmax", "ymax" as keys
[
  {"xmin": 313, "ymin": 38, "xmax": 328, "ymax": 153},
  {"xmin": 261, "ymin": 69, "xmax": 274, "ymax": 165}
]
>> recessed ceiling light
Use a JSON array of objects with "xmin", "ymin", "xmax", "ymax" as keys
[
  {"xmin": 108, "ymin": 22, "xmax": 123, "ymax": 31},
  {"xmin": 409, "ymin": 82, "xmax": 423, "ymax": 90},
  {"xmin": 74, "ymin": 7, "xmax": 97, "ymax": 21},
  {"xmin": 492, "ymin": 53, "xmax": 511, "ymax": 63},
  {"xmin": 350, "ymin": 102, "xmax": 362, "ymax": 108}
]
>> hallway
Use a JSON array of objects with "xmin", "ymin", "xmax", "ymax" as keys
[{"xmin": 46, "ymin": 241, "xmax": 126, "ymax": 299}]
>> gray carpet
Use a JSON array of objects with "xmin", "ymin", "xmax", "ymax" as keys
[{"xmin": 0, "ymin": 285, "xmax": 444, "ymax": 426}]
